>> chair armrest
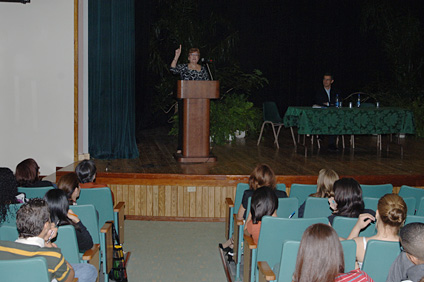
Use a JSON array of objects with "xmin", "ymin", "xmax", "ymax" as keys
[
  {"xmin": 258, "ymin": 261, "xmax": 276, "ymax": 282},
  {"xmin": 225, "ymin": 198, "xmax": 234, "ymax": 207},
  {"xmin": 114, "ymin": 201, "xmax": 125, "ymax": 244},
  {"xmin": 82, "ymin": 244, "xmax": 100, "ymax": 260},
  {"xmin": 101, "ymin": 222, "xmax": 114, "ymax": 274},
  {"xmin": 244, "ymin": 234, "xmax": 257, "ymax": 250},
  {"xmin": 236, "ymin": 218, "xmax": 244, "ymax": 226}
]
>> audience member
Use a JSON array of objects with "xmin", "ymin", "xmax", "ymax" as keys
[
  {"xmin": 0, "ymin": 168, "xmax": 20, "ymax": 224},
  {"xmin": 387, "ymin": 223, "xmax": 424, "ymax": 282},
  {"xmin": 292, "ymin": 223, "xmax": 374, "ymax": 282},
  {"xmin": 298, "ymin": 168, "xmax": 339, "ymax": 218},
  {"xmin": 0, "ymin": 199, "xmax": 97, "ymax": 282},
  {"xmin": 346, "ymin": 194, "xmax": 407, "ymax": 269},
  {"xmin": 220, "ymin": 164, "xmax": 287, "ymax": 250},
  {"xmin": 15, "ymin": 158, "xmax": 55, "ymax": 188},
  {"xmin": 245, "ymin": 186, "xmax": 278, "ymax": 244},
  {"xmin": 328, "ymin": 178, "xmax": 375, "ymax": 225},
  {"xmin": 75, "ymin": 160, "xmax": 106, "ymax": 188},
  {"xmin": 44, "ymin": 189, "xmax": 93, "ymax": 252},
  {"xmin": 58, "ymin": 172, "xmax": 80, "ymax": 205}
]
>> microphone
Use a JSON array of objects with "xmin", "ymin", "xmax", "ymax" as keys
[{"xmin": 200, "ymin": 58, "xmax": 213, "ymax": 64}]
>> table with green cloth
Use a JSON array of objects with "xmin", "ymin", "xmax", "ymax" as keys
[{"xmin": 283, "ymin": 107, "xmax": 415, "ymax": 146}]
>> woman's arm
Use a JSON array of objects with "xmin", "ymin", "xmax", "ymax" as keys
[
  {"xmin": 75, "ymin": 221, "xmax": 94, "ymax": 252},
  {"xmin": 346, "ymin": 213, "xmax": 375, "ymax": 240},
  {"xmin": 237, "ymin": 205, "xmax": 246, "ymax": 221},
  {"xmin": 171, "ymin": 44, "xmax": 181, "ymax": 68}
]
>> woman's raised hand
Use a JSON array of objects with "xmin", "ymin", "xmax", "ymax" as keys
[
  {"xmin": 68, "ymin": 209, "xmax": 80, "ymax": 223},
  {"xmin": 174, "ymin": 44, "xmax": 182, "ymax": 59},
  {"xmin": 355, "ymin": 213, "xmax": 375, "ymax": 229}
]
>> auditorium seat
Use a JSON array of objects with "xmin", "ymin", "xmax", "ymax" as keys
[
  {"xmin": 360, "ymin": 184, "xmax": 393, "ymax": 198},
  {"xmin": 17, "ymin": 186, "xmax": 54, "ymax": 199},
  {"xmin": 399, "ymin": 185, "xmax": 424, "ymax": 212},
  {"xmin": 303, "ymin": 197, "xmax": 332, "ymax": 218},
  {"xmin": 289, "ymin": 184, "xmax": 317, "ymax": 207},
  {"xmin": 332, "ymin": 216, "xmax": 376, "ymax": 238},
  {"xmin": 0, "ymin": 257, "xmax": 51, "ymax": 282}
]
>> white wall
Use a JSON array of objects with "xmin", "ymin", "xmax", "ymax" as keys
[{"xmin": 0, "ymin": 0, "xmax": 74, "ymax": 175}]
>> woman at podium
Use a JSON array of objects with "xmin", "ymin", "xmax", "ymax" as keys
[{"xmin": 170, "ymin": 45, "xmax": 210, "ymax": 80}]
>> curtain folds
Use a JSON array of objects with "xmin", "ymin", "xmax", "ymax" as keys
[{"xmin": 88, "ymin": 0, "xmax": 139, "ymax": 159}]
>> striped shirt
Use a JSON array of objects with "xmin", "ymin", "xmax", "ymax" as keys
[
  {"xmin": 335, "ymin": 269, "xmax": 374, "ymax": 282},
  {"xmin": 0, "ymin": 240, "xmax": 71, "ymax": 282}
]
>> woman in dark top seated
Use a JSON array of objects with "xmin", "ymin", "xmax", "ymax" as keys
[
  {"xmin": 15, "ymin": 158, "xmax": 55, "ymax": 188},
  {"xmin": 44, "ymin": 189, "xmax": 93, "ymax": 252},
  {"xmin": 0, "ymin": 167, "xmax": 20, "ymax": 224},
  {"xmin": 327, "ymin": 178, "xmax": 375, "ymax": 225}
]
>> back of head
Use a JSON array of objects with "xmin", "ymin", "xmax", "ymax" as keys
[
  {"xmin": 400, "ymin": 223, "xmax": 424, "ymax": 262},
  {"xmin": 17, "ymin": 198, "xmax": 50, "ymax": 238},
  {"xmin": 0, "ymin": 167, "xmax": 18, "ymax": 223},
  {"xmin": 333, "ymin": 178, "xmax": 364, "ymax": 217},
  {"xmin": 15, "ymin": 158, "xmax": 39, "ymax": 187},
  {"xmin": 293, "ymin": 223, "xmax": 344, "ymax": 282},
  {"xmin": 251, "ymin": 186, "xmax": 278, "ymax": 224},
  {"xmin": 377, "ymin": 194, "xmax": 407, "ymax": 230},
  {"xmin": 314, "ymin": 168, "xmax": 339, "ymax": 198},
  {"xmin": 43, "ymin": 189, "xmax": 70, "ymax": 225},
  {"xmin": 75, "ymin": 160, "xmax": 96, "ymax": 184},
  {"xmin": 58, "ymin": 172, "xmax": 79, "ymax": 202},
  {"xmin": 248, "ymin": 164, "xmax": 276, "ymax": 190}
]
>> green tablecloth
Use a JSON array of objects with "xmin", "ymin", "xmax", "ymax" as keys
[{"xmin": 283, "ymin": 107, "xmax": 415, "ymax": 135}]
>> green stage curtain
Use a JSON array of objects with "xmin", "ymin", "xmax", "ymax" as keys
[{"xmin": 88, "ymin": 0, "xmax": 139, "ymax": 159}]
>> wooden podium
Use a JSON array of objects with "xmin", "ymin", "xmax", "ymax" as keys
[{"xmin": 175, "ymin": 80, "xmax": 219, "ymax": 163}]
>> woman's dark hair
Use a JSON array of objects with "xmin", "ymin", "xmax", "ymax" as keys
[
  {"xmin": 293, "ymin": 223, "xmax": 344, "ymax": 282},
  {"xmin": 333, "ymin": 178, "xmax": 364, "ymax": 218},
  {"xmin": 0, "ymin": 168, "xmax": 18, "ymax": 223},
  {"xmin": 75, "ymin": 160, "xmax": 96, "ymax": 184},
  {"xmin": 43, "ymin": 189, "xmax": 78, "ymax": 229},
  {"xmin": 15, "ymin": 158, "xmax": 40, "ymax": 187},
  {"xmin": 58, "ymin": 172, "xmax": 79, "ymax": 204},
  {"xmin": 251, "ymin": 186, "xmax": 278, "ymax": 224}
]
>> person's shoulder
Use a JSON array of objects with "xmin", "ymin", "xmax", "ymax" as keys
[
  {"xmin": 275, "ymin": 190, "xmax": 288, "ymax": 198},
  {"xmin": 31, "ymin": 180, "xmax": 54, "ymax": 188}
]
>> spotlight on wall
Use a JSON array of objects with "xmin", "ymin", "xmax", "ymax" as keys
[{"xmin": 0, "ymin": 0, "xmax": 30, "ymax": 4}]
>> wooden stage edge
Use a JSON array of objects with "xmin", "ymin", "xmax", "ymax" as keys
[{"xmin": 56, "ymin": 170, "xmax": 424, "ymax": 222}]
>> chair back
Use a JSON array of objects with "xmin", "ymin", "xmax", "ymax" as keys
[
  {"xmin": 55, "ymin": 225, "xmax": 81, "ymax": 263},
  {"xmin": 289, "ymin": 184, "xmax": 317, "ymax": 208},
  {"xmin": 360, "ymin": 184, "xmax": 393, "ymax": 198},
  {"xmin": 263, "ymin": 102, "xmax": 283, "ymax": 123},
  {"xmin": 361, "ymin": 240, "xmax": 401, "ymax": 282},
  {"xmin": 416, "ymin": 197, "xmax": 424, "ymax": 216},
  {"xmin": 0, "ymin": 257, "xmax": 50, "ymax": 282},
  {"xmin": 2, "ymin": 204, "xmax": 23, "ymax": 226},
  {"xmin": 234, "ymin": 184, "xmax": 250, "ymax": 216},
  {"xmin": 276, "ymin": 198, "xmax": 298, "ymax": 218},
  {"xmin": 0, "ymin": 225, "xmax": 19, "ymax": 241},
  {"xmin": 303, "ymin": 197, "xmax": 332, "ymax": 218},
  {"xmin": 71, "ymin": 204, "xmax": 100, "ymax": 244},
  {"xmin": 399, "ymin": 185, "xmax": 424, "ymax": 211},
  {"xmin": 256, "ymin": 216, "xmax": 329, "ymax": 280},
  {"xmin": 78, "ymin": 187, "xmax": 114, "ymax": 227},
  {"xmin": 365, "ymin": 196, "xmax": 415, "ymax": 216},
  {"xmin": 341, "ymin": 240, "xmax": 357, "ymax": 272},
  {"xmin": 405, "ymin": 215, "xmax": 424, "ymax": 225},
  {"xmin": 332, "ymin": 216, "xmax": 376, "ymax": 238},
  {"xmin": 17, "ymin": 186, "xmax": 54, "ymax": 199}
]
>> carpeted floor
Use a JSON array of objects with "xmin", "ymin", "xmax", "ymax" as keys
[{"xmin": 124, "ymin": 220, "xmax": 227, "ymax": 282}]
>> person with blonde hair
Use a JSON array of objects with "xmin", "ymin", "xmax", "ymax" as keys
[
  {"xmin": 298, "ymin": 168, "xmax": 339, "ymax": 218},
  {"xmin": 346, "ymin": 193, "xmax": 407, "ymax": 269},
  {"xmin": 293, "ymin": 223, "xmax": 374, "ymax": 282}
]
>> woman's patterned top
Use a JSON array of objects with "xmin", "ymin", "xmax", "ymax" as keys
[{"xmin": 170, "ymin": 64, "xmax": 210, "ymax": 80}]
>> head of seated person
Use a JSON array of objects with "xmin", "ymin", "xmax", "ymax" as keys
[
  {"xmin": 401, "ymin": 223, "xmax": 424, "ymax": 266},
  {"xmin": 311, "ymin": 168, "xmax": 339, "ymax": 198},
  {"xmin": 251, "ymin": 186, "xmax": 279, "ymax": 224},
  {"xmin": 75, "ymin": 160, "xmax": 97, "ymax": 184},
  {"xmin": 58, "ymin": 172, "xmax": 80, "ymax": 205},
  {"xmin": 330, "ymin": 178, "xmax": 364, "ymax": 218},
  {"xmin": 0, "ymin": 167, "xmax": 19, "ymax": 223},
  {"xmin": 376, "ymin": 193, "xmax": 407, "ymax": 234},
  {"xmin": 15, "ymin": 158, "xmax": 44, "ymax": 187},
  {"xmin": 249, "ymin": 163, "xmax": 276, "ymax": 191},
  {"xmin": 16, "ymin": 198, "xmax": 52, "ymax": 239}
]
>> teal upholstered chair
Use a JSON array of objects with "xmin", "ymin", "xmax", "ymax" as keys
[
  {"xmin": 2, "ymin": 203, "xmax": 23, "ymax": 226},
  {"xmin": 244, "ymin": 216, "xmax": 328, "ymax": 282},
  {"xmin": 226, "ymin": 183, "xmax": 249, "ymax": 240},
  {"xmin": 0, "ymin": 257, "xmax": 50, "ymax": 282},
  {"xmin": 303, "ymin": 197, "xmax": 332, "ymax": 218},
  {"xmin": 289, "ymin": 184, "xmax": 317, "ymax": 208},
  {"xmin": 257, "ymin": 102, "xmax": 284, "ymax": 148},
  {"xmin": 332, "ymin": 216, "xmax": 376, "ymax": 238},
  {"xmin": 257, "ymin": 239, "xmax": 356, "ymax": 282},
  {"xmin": 399, "ymin": 185, "xmax": 424, "ymax": 212},
  {"xmin": 360, "ymin": 184, "xmax": 393, "ymax": 198},
  {"xmin": 416, "ymin": 197, "xmax": 424, "ymax": 216},
  {"xmin": 361, "ymin": 240, "xmax": 401, "ymax": 282},
  {"xmin": 17, "ymin": 186, "xmax": 54, "ymax": 199},
  {"xmin": 77, "ymin": 187, "xmax": 125, "ymax": 243},
  {"xmin": 276, "ymin": 197, "xmax": 298, "ymax": 218},
  {"xmin": 405, "ymin": 215, "xmax": 424, "ymax": 225},
  {"xmin": 0, "ymin": 225, "xmax": 19, "ymax": 241}
]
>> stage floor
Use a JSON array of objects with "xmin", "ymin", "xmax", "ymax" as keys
[{"xmin": 74, "ymin": 126, "xmax": 424, "ymax": 176}]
